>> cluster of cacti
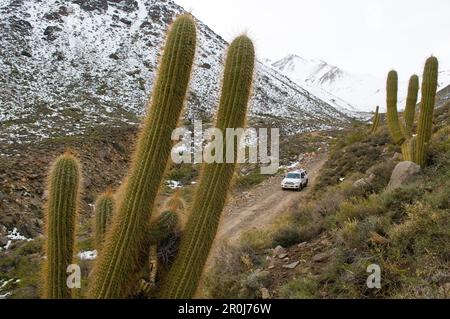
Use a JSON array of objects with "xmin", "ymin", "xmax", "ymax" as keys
[
  {"xmin": 159, "ymin": 35, "xmax": 255, "ymax": 298},
  {"xmin": 88, "ymin": 15, "xmax": 196, "ymax": 299},
  {"xmin": 371, "ymin": 105, "xmax": 380, "ymax": 133},
  {"xmin": 43, "ymin": 151, "xmax": 81, "ymax": 299},
  {"xmin": 385, "ymin": 56, "xmax": 438, "ymax": 167},
  {"xmin": 41, "ymin": 14, "xmax": 255, "ymax": 299}
]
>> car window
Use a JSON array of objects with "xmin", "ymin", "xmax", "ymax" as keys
[
  {"xmin": 286, "ymin": 173, "xmax": 300, "ymax": 179},
  {"xmin": 301, "ymin": 173, "xmax": 305, "ymax": 178}
]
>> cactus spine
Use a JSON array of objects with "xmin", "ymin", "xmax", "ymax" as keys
[
  {"xmin": 415, "ymin": 56, "xmax": 439, "ymax": 167},
  {"xmin": 88, "ymin": 15, "xmax": 197, "ymax": 298},
  {"xmin": 371, "ymin": 106, "xmax": 380, "ymax": 133},
  {"xmin": 94, "ymin": 191, "xmax": 114, "ymax": 248},
  {"xmin": 43, "ymin": 152, "xmax": 81, "ymax": 299},
  {"xmin": 386, "ymin": 70, "xmax": 404, "ymax": 144},
  {"xmin": 403, "ymin": 75, "xmax": 419, "ymax": 136},
  {"xmin": 159, "ymin": 35, "xmax": 255, "ymax": 298}
]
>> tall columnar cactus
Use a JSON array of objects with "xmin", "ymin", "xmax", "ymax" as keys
[
  {"xmin": 88, "ymin": 15, "xmax": 197, "ymax": 298},
  {"xmin": 403, "ymin": 75, "xmax": 419, "ymax": 136},
  {"xmin": 159, "ymin": 35, "xmax": 255, "ymax": 299},
  {"xmin": 371, "ymin": 106, "xmax": 380, "ymax": 133},
  {"xmin": 386, "ymin": 70, "xmax": 404, "ymax": 144},
  {"xmin": 43, "ymin": 152, "xmax": 81, "ymax": 299},
  {"xmin": 94, "ymin": 191, "xmax": 114, "ymax": 248},
  {"xmin": 415, "ymin": 56, "xmax": 439, "ymax": 167}
]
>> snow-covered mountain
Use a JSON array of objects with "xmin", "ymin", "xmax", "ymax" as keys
[
  {"xmin": 271, "ymin": 54, "xmax": 380, "ymax": 113},
  {"xmin": 271, "ymin": 54, "xmax": 450, "ymax": 113},
  {"xmin": 0, "ymin": 0, "xmax": 350, "ymax": 146}
]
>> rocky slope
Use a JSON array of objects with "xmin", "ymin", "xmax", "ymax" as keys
[{"xmin": 0, "ymin": 0, "xmax": 350, "ymax": 147}]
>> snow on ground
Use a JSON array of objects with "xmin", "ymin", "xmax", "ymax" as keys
[
  {"xmin": 167, "ymin": 180, "xmax": 182, "ymax": 190},
  {"xmin": 78, "ymin": 250, "xmax": 98, "ymax": 261},
  {"xmin": 0, "ymin": 228, "xmax": 33, "ymax": 251},
  {"xmin": 0, "ymin": 0, "xmax": 349, "ymax": 146}
]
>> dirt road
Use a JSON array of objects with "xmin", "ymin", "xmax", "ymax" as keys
[{"xmin": 215, "ymin": 154, "xmax": 326, "ymax": 244}]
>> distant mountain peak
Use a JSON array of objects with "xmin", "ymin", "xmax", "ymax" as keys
[{"xmin": 272, "ymin": 53, "xmax": 450, "ymax": 113}]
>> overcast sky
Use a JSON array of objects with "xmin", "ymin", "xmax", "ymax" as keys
[{"xmin": 173, "ymin": 0, "xmax": 450, "ymax": 78}]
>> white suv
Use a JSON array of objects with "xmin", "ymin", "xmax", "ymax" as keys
[{"xmin": 281, "ymin": 169, "xmax": 308, "ymax": 191}]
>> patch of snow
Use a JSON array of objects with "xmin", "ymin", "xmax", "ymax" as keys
[
  {"xmin": 78, "ymin": 250, "xmax": 98, "ymax": 261},
  {"xmin": 1, "ymin": 227, "xmax": 33, "ymax": 250},
  {"xmin": 167, "ymin": 180, "xmax": 182, "ymax": 189},
  {"xmin": 287, "ymin": 161, "xmax": 299, "ymax": 169},
  {"xmin": 0, "ymin": 292, "xmax": 11, "ymax": 299}
]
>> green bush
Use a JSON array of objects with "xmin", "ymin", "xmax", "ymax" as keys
[
  {"xmin": 380, "ymin": 185, "xmax": 423, "ymax": 221},
  {"xmin": 166, "ymin": 164, "xmax": 199, "ymax": 183},
  {"xmin": 236, "ymin": 172, "xmax": 268, "ymax": 190},
  {"xmin": 388, "ymin": 201, "xmax": 450, "ymax": 260},
  {"xmin": 277, "ymin": 277, "xmax": 319, "ymax": 299},
  {"xmin": 204, "ymin": 243, "xmax": 267, "ymax": 299},
  {"xmin": 271, "ymin": 226, "xmax": 302, "ymax": 247},
  {"xmin": 240, "ymin": 229, "xmax": 273, "ymax": 251},
  {"xmin": 335, "ymin": 196, "xmax": 383, "ymax": 225}
]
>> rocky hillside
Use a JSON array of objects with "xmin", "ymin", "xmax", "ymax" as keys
[{"xmin": 0, "ymin": 0, "xmax": 350, "ymax": 147}]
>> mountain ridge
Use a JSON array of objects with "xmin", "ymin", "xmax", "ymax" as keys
[
  {"xmin": 271, "ymin": 53, "xmax": 450, "ymax": 113},
  {"xmin": 0, "ymin": 0, "xmax": 350, "ymax": 147}
]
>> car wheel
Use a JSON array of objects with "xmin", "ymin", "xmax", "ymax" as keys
[{"xmin": 304, "ymin": 179, "xmax": 308, "ymax": 187}]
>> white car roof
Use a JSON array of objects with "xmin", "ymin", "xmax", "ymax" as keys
[{"xmin": 288, "ymin": 169, "xmax": 305, "ymax": 174}]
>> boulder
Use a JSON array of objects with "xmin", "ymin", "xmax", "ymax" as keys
[
  {"xmin": 387, "ymin": 161, "xmax": 421, "ymax": 190},
  {"xmin": 312, "ymin": 251, "xmax": 332, "ymax": 263},
  {"xmin": 272, "ymin": 245, "xmax": 286, "ymax": 257},
  {"xmin": 282, "ymin": 261, "xmax": 300, "ymax": 269},
  {"xmin": 352, "ymin": 173, "xmax": 376, "ymax": 189}
]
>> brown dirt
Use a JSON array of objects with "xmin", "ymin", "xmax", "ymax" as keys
[{"xmin": 205, "ymin": 153, "xmax": 327, "ymax": 270}]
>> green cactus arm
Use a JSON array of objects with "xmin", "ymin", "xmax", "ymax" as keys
[
  {"xmin": 403, "ymin": 75, "xmax": 419, "ymax": 137},
  {"xmin": 88, "ymin": 15, "xmax": 197, "ymax": 299},
  {"xmin": 94, "ymin": 191, "xmax": 115, "ymax": 249},
  {"xmin": 147, "ymin": 211, "xmax": 179, "ymax": 244},
  {"xmin": 416, "ymin": 56, "xmax": 439, "ymax": 167},
  {"xmin": 159, "ymin": 35, "xmax": 255, "ymax": 299},
  {"xmin": 386, "ymin": 70, "xmax": 405, "ymax": 144},
  {"xmin": 401, "ymin": 137, "xmax": 416, "ymax": 162},
  {"xmin": 133, "ymin": 211, "xmax": 178, "ymax": 298},
  {"xmin": 42, "ymin": 152, "xmax": 81, "ymax": 299}
]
